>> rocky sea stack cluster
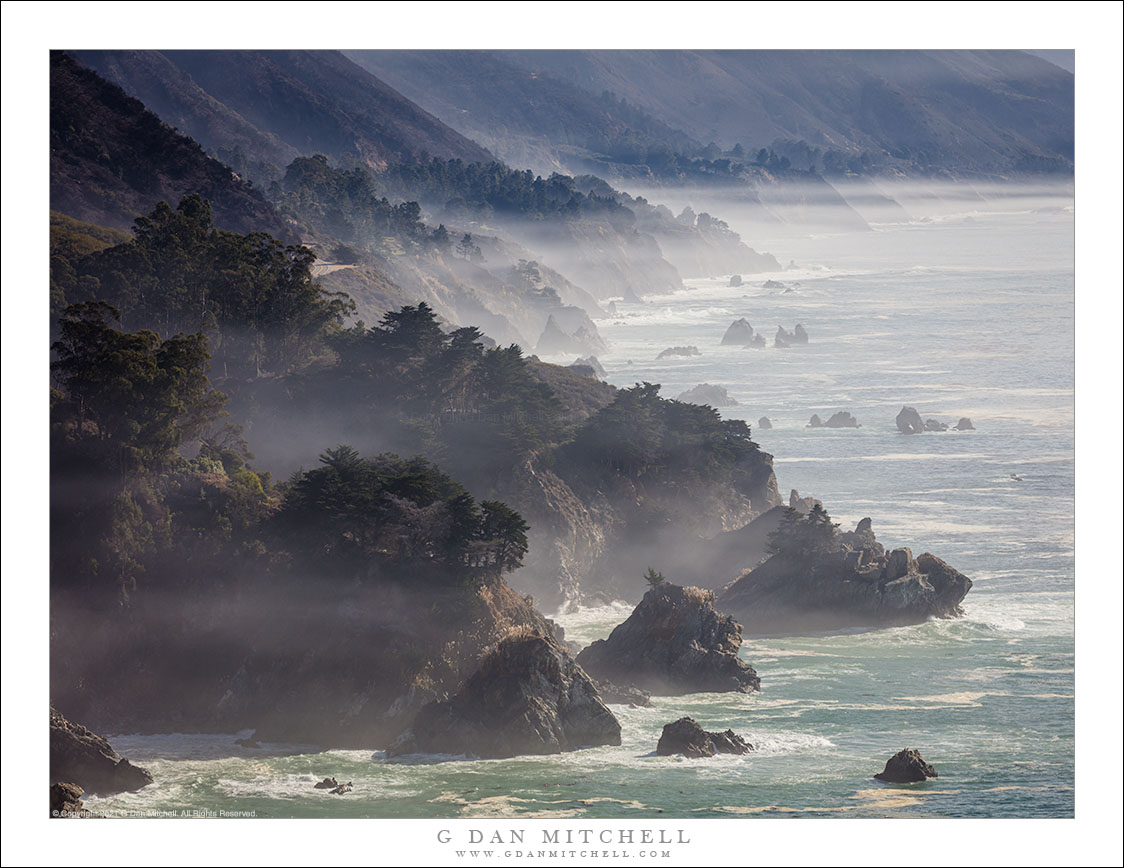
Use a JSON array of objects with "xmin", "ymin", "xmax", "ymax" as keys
[
  {"xmin": 576, "ymin": 583, "xmax": 760, "ymax": 695},
  {"xmin": 720, "ymin": 318, "xmax": 765, "ymax": 347},
  {"xmin": 656, "ymin": 717, "xmax": 753, "ymax": 758},
  {"xmin": 388, "ymin": 633, "xmax": 621, "ymax": 759}
]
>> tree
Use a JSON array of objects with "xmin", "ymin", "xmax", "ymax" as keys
[
  {"xmin": 456, "ymin": 232, "xmax": 483, "ymax": 262},
  {"xmin": 644, "ymin": 567, "xmax": 666, "ymax": 588}
]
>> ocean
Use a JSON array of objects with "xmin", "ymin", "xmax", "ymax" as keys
[{"xmin": 83, "ymin": 196, "xmax": 1075, "ymax": 819}]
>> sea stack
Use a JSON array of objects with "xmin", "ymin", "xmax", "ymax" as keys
[{"xmin": 874, "ymin": 749, "xmax": 938, "ymax": 782}]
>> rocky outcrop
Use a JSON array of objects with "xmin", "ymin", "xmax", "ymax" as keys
[
  {"xmin": 793, "ymin": 324, "xmax": 809, "ymax": 343},
  {"xmin": 824, "ymin": 411, "xmax": 861, "ymax": 428},
  {"xmin": 387, "ymin": 634, "xmax": 620, "ymax": 759},
  {"xmin": 50, "ymin": 707, "xmax": 153, "ymax": 795},
  {"xmin": 314, "ymin": 777, "xmax": 339, "ymax": 790},
  {"xmin": 728, "ymin": 274, "xmax": 743, "ymax": 287},
  {"xmin": 676, "ymin": 384, "xmax": 738, "ymax": 407},
  {"xmin": 593, "ymin": 679, "xmax": 652, "ymax": 707},
  {"xmin": 807, "ymin": 414, "xmax": 824, "ymax": 428},
  {"xmin": 789, "ymin": 489, "xmax": 823, "ymax": 514},
  {"xmin": 656, "ymin": 717, "xmax": 753, "ymax": 758},
  {"xmin": 874, "ymin": 749, "xmax": 938, "ymax": 782},
  {"xmin": 762, "ymin": 279, "xmax": 787, "ymax": 289},
  {"xmin": 897, "ymin": 406, "xmax": 950, "ymax": 434},
  {"xmin": 576, "ymin": 583, "xmax": 760, "ymax": 695},
  {"xmin": 954, "ymin": 417, "xmax": 975, "ymax": 430},
  {"xmin": 775, "ymin": 325, "xmax": 808, "ymax": 347},
  {"xmin": 718, "ymin": 518, "xmax": 973, "ymax": 634},
  {"xmin": 570, "ymin": 356, "xmax": 607, "ymax": 378},
  {"xmin": 656, "ymin": 345, "xmax": 700, "ymax": 359},
  {"xmin": 896, "ymin": 406, "xmax": 925, "ymax": 434},
  {"xmin": 536, "ymin": 314, "xmax": 608, "ymax": 356},
  {"xmin": 720, "ymin": 318, "xmax": 756, "ymax": 345},
  {"xmin": 757, "ymin": 416, "xmax": 772, "ymax": 430},
  {"xmin": 50, "ymin": 782, "xmax": 89, "ymax": 818}
]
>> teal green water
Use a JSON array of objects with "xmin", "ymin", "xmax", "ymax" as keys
[{"xmin": 85, "ymin": 198, "xmax": 1074, "ymax": 819}]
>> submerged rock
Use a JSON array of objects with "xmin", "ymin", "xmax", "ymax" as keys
[
  {"xmin": 676, "ymin": 383, "xmax": 739, "ymax": 407},
  {"xmin": 656, "ymin": 717, "xmax": 753, "ymax": 758},
  {"xmin": 757, "ymin": 416, "xmax": 772, "ymax": 430},
  {"xmin": 719, "ymin": 517, "xmax": 973, "ymax": 634},
  {"xmin": 50, "ymin": 707, "xmax": 153, "ymax": 795},
  {"xmin": 576, "ymin": 583, "xmax": 760, "ymax": 695},
  {"xmin": 656, "ymin": 345, "xmax": 700, "ymax": 359},
  {"xmin": 874, "ymin": 748, "xmax": 938, "ymax": 782},
  {"xmin": 720, "ymin": 318, "xmax": 756, "ymax": 345},
  {"xmin": 388, "ymin": 634, "xmax": 620, "ymax": 759},
  {"xmin": 954, "ymin": 417, "xmax": 975, "ymax": 430}
]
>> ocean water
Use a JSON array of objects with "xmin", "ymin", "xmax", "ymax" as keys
[{"xmin": 83, "ymin": 201, "xmax": 1075, "ymax": 820}]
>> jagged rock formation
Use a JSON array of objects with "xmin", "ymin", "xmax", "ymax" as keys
[
  {"xmin": 576, "ymin": 583, "xmax": 760, "ymax": 695},
  {"xmin": 790, "ymin": 489, "xmax": 823, "ymax": 513},
  {"xmin": 954, "ymin": 417, "xmax": 975, "ymax": 430},
  {"xmin": 793, "ymin": 324, "xmax": 809, "ymax": 343},
  {"xmin": 387, "ymin": 634, "xmax": 621, "ymax": 759},
  {"xmin": 719, "ymin": 518, "xmax": 973, "ymax": 634},
  {"xmin": 720, "ymin": 318, "xmax": 756, "ymax": 346},
  {"xmin": 50, "ymin": 782, "xmax": 89, "ymax": 818},
  {"xmin": 822, "ymin": 411, "xmax": 861, "ymax": 428},
  {"xmin": 656, "ymin": 345, "xmax": 700, "ymax": 359},
  {"xmin": 50, "ymin": 707, "xmax": 153, "ymax": 795},
  {"xmin": 757, "ymin": 416, "xmax": 772, "ymax": 430},
  {"xmin": 536, "ymin": 314, "xmax": 608, "ymax": 356},
  {"xmin": 676, "ymin": 384, "xmax": 738, "ymax": 407},
  {"xmin": 656, "ymin": 717, "xmax": 753, "ymax": 758},
  {"xmin": 775, "ymin": 324, "xmax": 809, "ymax": 347},
  {"xmin": 874, "ymin": 749, "xmax": 938, "ymax": 782}
]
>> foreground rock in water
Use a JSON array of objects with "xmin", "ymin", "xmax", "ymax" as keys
[
  {"xmin": 388, "ymin": 634, "xmax": 620, "ymax": 759},
  {"xmin": 720, "ymin": 318, "xmax": 756, "ymax": 345},
  {"xmin": 954, "ymin": 417, "xmax": 975, "ymax": 430},
  {"xmin": 50, "ymin": 707, "xmax": 153, "ymax": 795},
  {"xmin": 50, "ymin": 782, "xmax": 88, "ymax": 817},
  {"xmin": 575, "ymin": 583, "xmax": 760, "ymax": 695},
  {"xmin": 874, "ymin": 749, "xmax": 938, "ymax": 782},
  {"xmin": 656, "ymin": 717, "xmax": 753, "ymax": 758},
  {"xmin": 718, "ymin": 517, "xmax": 972, "ymax": 634},
  {"xmin": 676, "ymin": 383, "xmax": 739, "ymax": 407}
]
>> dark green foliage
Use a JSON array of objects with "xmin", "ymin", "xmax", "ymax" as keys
[
  {"xmin": 274, "ymin": 448, "xmax": 528, "ymax": 583},
  {"xmin": 644, "ymin": 567, "xmax": 667, "ymax": 588},
  {"xmin": 61, "ymin": 195, "xmax": 354, "ymax": 377},
  {"xmin": 766, "ymin": 504, "xmax": 840, "ymax": 564}
]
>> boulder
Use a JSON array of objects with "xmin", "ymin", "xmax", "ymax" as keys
[
  {"xmin": 792, "ymin": 324, "xmax": 810, "ymax": 344},
  {"xmin": 313, "ymin": 777, "xmax": 339, "ymax": 790},
  {"xmin": 50, "ymin": 707, "xmax": 153, "ymax": 795},
  {"xmin": 954, "ymin": 417, "xmax": 975, "ymax": 430},
  {"xmin": 757, "ymin": 416, "xmax": 772, "ymax": 430},
  {"xmin": 388, "ymin": 634, "xmax": 620, "ymax": 759},
  {"xmin": 728, "ymin": 274, "xmax": 743, "ymax": 287},
  {"xmin": 924, "ymin": 418, "xmax": 949, "ymax": 432},
  {"xmin": 884, "ymin": 548, "xmax": 915, "ymax": 581},
  {"xmin": 330, "ymin": 782, "xmax": 353, "ymax": 795},
  {"xmin": 807, "ymin": 414, "xmax": 824, "ymax": 428},
  {"xmin": 656, "ymin": 346, "xmax": 701, "ymax": 359},
  {"xmin": 656, "ymin": 717, "xmax": 753, "ymax": 758},
  {"xmin": 720, "ymin": 318, "xmax": 756, "ymax": 345},
  {"xmin": 676, "ymin": 384, "xmax": 739, "ymax": 407},
  {"xmin": 874, "ymin": 748, "xmax": 938, "ymax": 782},
  {"xmin": 896, "ymin": 406, "xmax": 926, "ymax": 434},
  {"xmin": 593, "ymin": 680, "xmax": 652, "ymax": 708},
  {"xmin": 50, "ymin": 782, "xmax": 87, "ymax": 818},
  {"xmin": 824, "ymin": 411, "xmax": 860, "ymax": 428},
  {"xmin": 576, "ymin": 583, "xmax": 760, "ymax": 695}
]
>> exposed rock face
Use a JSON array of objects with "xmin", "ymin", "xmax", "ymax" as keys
[
  {"xmin": 50, "ymin": 782, "xmax": 88, "ymax": 817},
  {"xmin": 656, "ymin": 345, "xmax": 700, "ymax": 359},
  {"xmin": 676, "ymin": 383, "xmax": 739, "ymax": 407},
  {"xmin": 656, "ymin": 717, "xmax": 753, "ymax": 757},
  {"xmin": 954, "ymin": 417, "xmax": 975, "ymax": 430},
  {"xmin": 720, "ymin": 318, "xmax": 756, "ymax": 345},
  {"xmin": 50, "ymin": 707, "xmax": 153, "ymax": 795},
  {"xmin": 728, "ymin": 274, "xmax": 743, "ymax": 287},
  {"xmin": 874, "ymin": 748, "xmax": 938, "ymax": 782},
  {"xmin": 793, "ymin": 323, "xmax": 809, "ymax": 344},
  {"xmin": 789, "ymin": 489, "xmax": 823, "ymax": 514},
  {"xmin": 807, "ymin": 414, "xmax": 824, "ymax": 428},
  {"xmin": 757, "ymin": 416, "xmax": 772, "ymax": 430},
  {"xmin": 575, "ymin": 583, "xmax": 760, "ymax": 695},
  {"xmin": 718, "ymin": 518, "xmax": 973, "ymax": 634},
  {"xmin": 388, "ymin": 634, "xmax": 621, "ymax": 759},
  {"xmin": 896, "ymin": 406, "xmax": 925, "ymax": 434},
  {"xmin": 824, "ymin": 411, "xmax": 860, "ymax": 428},
  {"xmin": 536, "ymin": 314, "xmax": 608, "ymax": 356}
]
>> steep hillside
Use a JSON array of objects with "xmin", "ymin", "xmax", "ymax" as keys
[
  {"xmin": 499, "ymin": 49, "xmax": 1074, "ymax": 177},
  {"xmin": 49, "ymin": 52, "xmax": 292, "ymax": 237},
  {"xmin": 75, "ymin": 50, "xmax": 494, "ymax": 174}
]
